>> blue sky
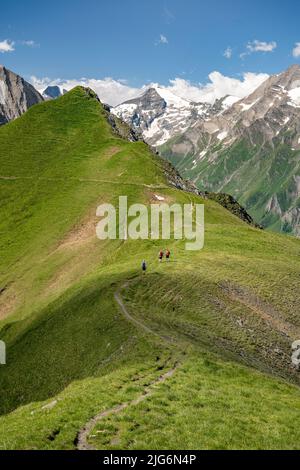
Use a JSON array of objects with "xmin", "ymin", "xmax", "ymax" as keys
[{"xmin": 1, "ymin": 0, "xmax": 300, "ymax": 105}]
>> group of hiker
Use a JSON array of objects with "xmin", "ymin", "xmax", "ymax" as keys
[
  {"xmin": 142, "ymin": 249, "xmax": 171, "ymax": 273},
  {"xmin": 159, "ymin": 249, "xmax": 171, "ymax": 262}
]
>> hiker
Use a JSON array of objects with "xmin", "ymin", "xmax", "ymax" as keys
[
  {"xmin": 142, "ymin": 260, "xmax": 147, "ymax": 274},
  {"xmin": 166, "ymin": 249, "xmax": 171, "ymax": 261},
  {"xmin": 159, "ymin": 250, "xmax": 164, "ymax": 262}
]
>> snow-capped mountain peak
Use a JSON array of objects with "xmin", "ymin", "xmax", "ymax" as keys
[
  {"xmin": 151, "ymin": 84, "xmax": 191, "ymax": 108},
  {"xmin": 42, "ymin": 85, "xmax": 67, "ymax": 100},
  {"xmin": 112, "ymin": 85, "xmax": 225, "ymax": 146}
]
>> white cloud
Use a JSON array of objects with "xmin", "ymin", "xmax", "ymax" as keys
[
  {"xmin": 0, "ymin": 39, "xmax": 15, "ymax": 53},
  {"xmin": 30, "ymin": 76, "xmax": 144, "ymax": 106},
  {"xmin": 247, "ymin": 40, "xmax": 277, "ymax": 52},
  {"xmin": 31, "ymin": 71, "xmax": 269, "ymax": 107},
  {"xmin": 0, "ymin": 38, "xmax": 38, "ymax": 53},
  {"xmin": 156, "ymin": 34, "xmax": 168, "ymax": 45},
  {"xmin": 163, "ymin": 72, "xmax": 269, "ymax": 103},
  {"xmin": 292, "ymin": 42, "xmax": 300, "ymax": 58},
  {"xmin": 240, "ymin": 40, "xmax": 277, "ymax": 59},
  {"xmin": 21, "ymin": 40, "xmax": 38, "ymax": 47},
  {"xmin": 223, "ymin": 47, "xmax": 232, "ymax": 59},
  {"xmin": 239, "ymin": 52, "xmax": 248, "ymax": 60}
]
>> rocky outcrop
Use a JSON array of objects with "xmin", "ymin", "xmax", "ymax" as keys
[
  {"xmin": 202, "ymin": 193, "xmax": 263, "ymax": 229},
  {"xmin": 0, "ymin": 65, "xmax": 43, "ymax": 125},
  {"xmin": 83, "ymin": 87, "xmax": 142, "ymax": 142},
  {"xmin": 102, "ymin": 102, "xmax": 141, "ymax": 142}
]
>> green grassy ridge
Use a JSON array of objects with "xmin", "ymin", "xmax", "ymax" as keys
[
  {"xmin": 0, "ymin": 88, "xmax": 300, "ymax": 449},
  {"xmin": 0, "ymin": 86, "xmax": 164, "ymax": 316},
  {"xmin": 0, "ymin": 88, "xmax": 200, "ymax": 414}
]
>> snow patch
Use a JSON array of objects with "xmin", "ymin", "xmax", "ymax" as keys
[
  {"xmin": 112, "ymin": 103, "xmax": 137, "ymax": 118},
  {"xmin": 153, "ymin": 85, "xmax": 191, "ymax": 108},
  {"xmin": 239, "ymin": 98, "xmax": 259, "ymax": 111},
  {"xmin": 222, "ymin": 95, "xmax": 240, "ymax": 109},
  {"xmin": 144, "ymin": 118, "xmax": 171, "ymax": 145},
  {"xmin": 288, "ymin": 87, "xmax": 300, "ymax": 107}
]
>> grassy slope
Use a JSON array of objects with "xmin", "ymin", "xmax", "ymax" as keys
[{"xmin": 0, "ymin": 88, "xmax": 300, "ymax": 450}]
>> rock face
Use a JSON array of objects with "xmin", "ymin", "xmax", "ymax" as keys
[
  {"xmin": 0, "ymin": 65, "xmax": 43, "ymax": 125},
  {"xmin": 159, "ymin": 65, "xmax": 300, "ymax": 236},
  {"xmin": 111, "ymin": 86, "xmax": 229, "ymax": 147}
]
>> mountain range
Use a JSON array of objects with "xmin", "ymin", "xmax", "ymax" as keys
[
  {"xmin": 112, "ymin": 85, "xmax": 238, "ymax": 146},
  {"xmin": 113, "ymin": 66, "xmax": 300, "ymax": 236},
  {"xmin": 1, "ymin": 65, "xmax": 300, "ymax": 237}
]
